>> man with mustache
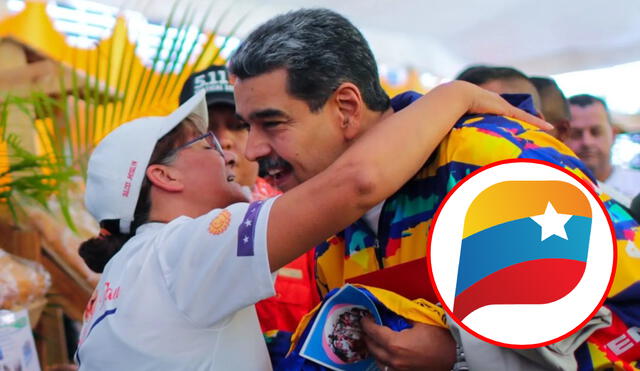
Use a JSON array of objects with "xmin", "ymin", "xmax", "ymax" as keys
[{"xmin": 229, "ymin": 8, "xmax": 638, "ymax": 370}]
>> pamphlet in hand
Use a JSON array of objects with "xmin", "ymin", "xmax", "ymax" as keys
[{"xmin": 299, "ymin": 284, "xmax": 382, "ymax": 371}]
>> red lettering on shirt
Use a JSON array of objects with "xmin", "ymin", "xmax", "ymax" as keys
[
  {"xmin": 127, "ymin": 161, "xmax": 138, "ymax": 180},
  {"xmin": 122, "ymin": 161, "xmax": 138, "ymax": 197}
]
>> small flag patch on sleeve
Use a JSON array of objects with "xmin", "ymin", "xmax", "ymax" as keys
[{"xmin": 237, "ymin": 201, "xmax": 264, "ymax": 256}]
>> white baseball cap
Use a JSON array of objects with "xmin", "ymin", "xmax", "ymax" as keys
[{"xmin": 85, "ymin": 90, "xmax": 208, "ymax": 234}]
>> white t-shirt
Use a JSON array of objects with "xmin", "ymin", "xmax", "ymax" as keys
[
  {"xmin": 605, "ymin": 165, "xmax": 640, "ymax": 203},
  {"xmin": 76, "ymin": 199, "xmax": 277, "ymax": 371}
]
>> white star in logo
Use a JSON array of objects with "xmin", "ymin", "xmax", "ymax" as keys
[
  {"xmin": 244, "ymin": 220, "xmax": 252, "ymax": 227},
  {"xmin": 243, "ymin": 236, "xmax": 249, "ymax": 244},
  {"xmin": 530, "ymin": 202, "xmax": 573, "ymax": 242}
]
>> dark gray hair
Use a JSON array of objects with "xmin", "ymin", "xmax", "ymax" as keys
[
  {"xmin": 228, "ymin": 8, "xmax": 389, "ymax": 112},
  {"xmin": 530, "ymin": 76, "xmax": 572, "ymax": 122},
  {"xmin": 568, "ymin": 94, "xmax": 609, "ymax": 110},
  {"xmin": 456, "ymin": 65, "xmax": 531, "ymax": 86},
  {"xmin": 568, "ymin": 94, "xmax": 612, "ymax": 124}
]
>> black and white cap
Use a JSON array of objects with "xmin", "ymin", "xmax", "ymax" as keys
[{"xmin": 179, "ymin": 65, "xmax": 235, "ymax": 107}]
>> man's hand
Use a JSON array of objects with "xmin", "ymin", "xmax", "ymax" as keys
[{"xmin": 361, "ymin": 316, "xmax": 456, "ymax": 371}]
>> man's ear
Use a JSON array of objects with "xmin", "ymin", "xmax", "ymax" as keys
[
  {"xmin": 610, "ymin": 122, "xmax": 619, "ymax": 139},
  {"xmin": 553, "ymin": 119, "xmax": 571, "ymax": 142},
  {"xmin": 333, "ymin": 82, "xmax": 364, "ymax": 141},
  {"xmin": 146, "ymin": 164, "xmax": 184, "ymax": 192}
]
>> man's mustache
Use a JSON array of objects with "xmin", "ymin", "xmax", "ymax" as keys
[{"xmin": 258, "ymin": 157, "xmax": 291, "ymax": 177}]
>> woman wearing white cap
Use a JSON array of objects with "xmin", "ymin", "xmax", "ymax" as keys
[{"xmin": 75, "ymin": 84, "xmax": 550, "ymax": 370}]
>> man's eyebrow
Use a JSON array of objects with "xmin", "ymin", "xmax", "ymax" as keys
[
  {"xmin": 235, "ymin": 113, "xmax": 247, "ymax": 122},
  {"xmin": 236, "ymin": 109, "xmax": 288, "ymax": 123}
]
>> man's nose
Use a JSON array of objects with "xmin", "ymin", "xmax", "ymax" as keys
[
  {"xmin": 581, "ymin": 131, "xmax": 596, "ymax": 147},
  {"xmin": 245, "ymin": 129, "xmax": 271, "ymax": 161}
]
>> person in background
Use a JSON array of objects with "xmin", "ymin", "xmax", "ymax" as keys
[
  {"xmin": 530, "ymin": 76, "xmax": 571, "ymax": 141},
  {"xmin": 464, "ymin": 71, "xmax": 635, "ymax": 209},
  {"xmin": 179, "ymin": 66, "xmax": 259, "ymax": 194},
  {"xmin": 179, "ymin": 66, "xmax": 319, "ymax": 336},
  {"xmin": 526, "ymin": 79, "xmax": 637, "ymax": 211},
  {"xmin": 456, "ymin": 67, "xmax": 573, "ymax": 141},
  {"xmin": 567, "ymin": 94, "xmax": 639, "ymax": 204},
  {"xmin": 456, "ymin": 65, "xmax": 542, "ymax": 113}
]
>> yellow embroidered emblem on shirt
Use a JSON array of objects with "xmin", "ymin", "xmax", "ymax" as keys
[{"xmin": 209, "ymin": 210, "xmax": 231, "ymax": 235}]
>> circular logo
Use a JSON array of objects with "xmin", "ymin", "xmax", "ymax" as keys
[
  {"xmin": 322, "ymin": 305, "xmax": 369, "ymax": 364},
  {"xmin": 427, "ymin": 159, "xmax": 616, "ymax": 348}
]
